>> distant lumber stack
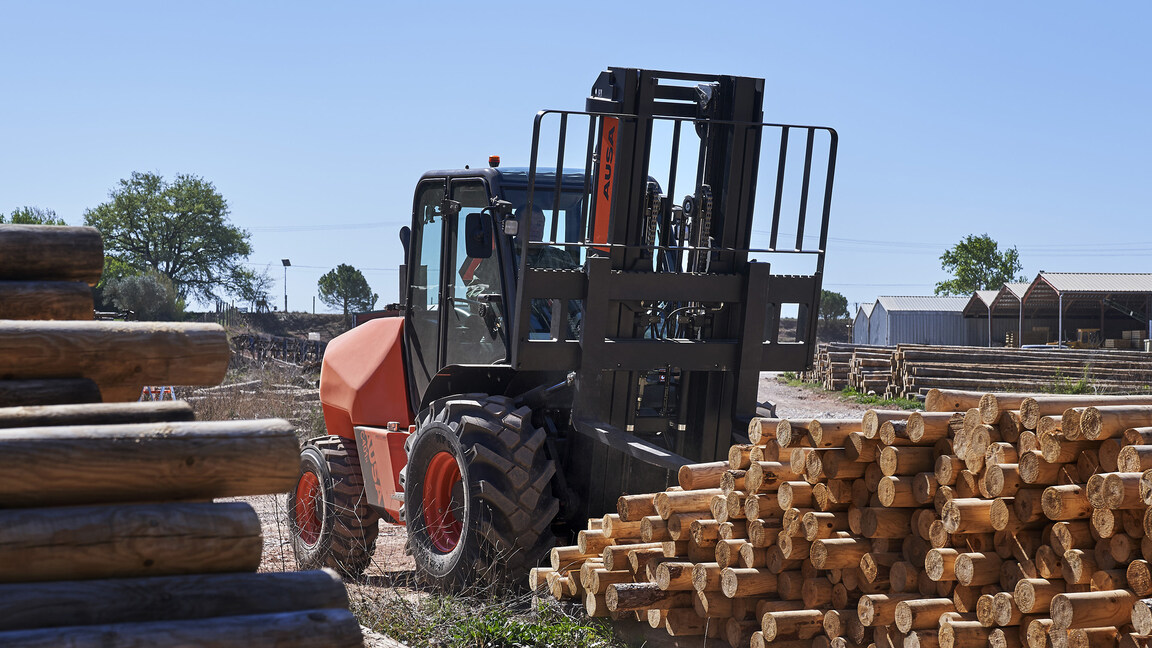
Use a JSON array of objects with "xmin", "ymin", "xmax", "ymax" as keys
[
  {"xmin": 805, "ymin": 342, "xmax": 1152, "ymax": 402},
  {"xmin": 0, "ymin": 224, "xmax": 363, "ymax": 647},
  {"xmin": 533, "ymin": 386, "xmax": 1152, "ymax": 648}
]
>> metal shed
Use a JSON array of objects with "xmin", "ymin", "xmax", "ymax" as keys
[
  {"xmin": 1022, "ymin": 272, "xmax": 1152, "ymax": 345},
  {"xmin": 869, "ymin": 296, "xmax": 971, "ymax": 346},
  {"xmin": 962, "ymin": 283, "xmax": 1030, "ymax": 346},
  {"xmin": 852, "ymin": 303, "xmax": 874, "ymax": 345}
]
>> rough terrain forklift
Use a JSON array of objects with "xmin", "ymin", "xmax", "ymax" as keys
[{"xmin": 288, "ymin": 67, "xmax": 838, "ymax": 588}]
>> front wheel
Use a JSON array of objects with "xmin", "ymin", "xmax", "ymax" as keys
[
  {"xmin": 288, "ymin": 436, "xmax": 379, "ymax": 577},
  {"xmin": 400, "ymin": 394, "xmax": 559, "ymax": 591}
]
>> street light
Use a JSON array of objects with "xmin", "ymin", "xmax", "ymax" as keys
[{"xmin": 281, "ymin": 259, "xmax": 291, "ymax": 313}]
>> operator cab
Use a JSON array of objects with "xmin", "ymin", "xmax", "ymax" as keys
[{"xmin": 402, "ymin": 166, "xmax": 593, "ymax": 406}]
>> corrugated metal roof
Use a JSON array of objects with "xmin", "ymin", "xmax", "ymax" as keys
[
  {"xmin": 876, "ymin": 295, "xmax": 969, "ymax": 312},
  {"xmin": 1038, "ymin": 272, "xmax": 1152, "ymax": 293},
  {"xmin": 1004, "ymin": 282, "xmax": 1030, "ymax": 299},
  {"xmin": 975, "ymin": 290, "xmax": 999, "ymax": 306},
  {"xmin": 859, "ymin": 302, "xmax": 874, "ymax": 318}
]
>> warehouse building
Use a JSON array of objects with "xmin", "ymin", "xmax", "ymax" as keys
[{"xmin": 853, "ymin": 295, "xmax": 973, "ymax": 346}]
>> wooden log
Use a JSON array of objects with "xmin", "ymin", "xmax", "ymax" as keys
[
  {"xmin": 979, "ymin": 393, "xmax": 1031, "ymax": 425},
  {"xmin": 0, "ymin": 501, "xmax": 261, "ymax": 582},
  {"xmin": 1132, "ymin": 598, "xmax": 1152, "ymax": 635},
  {"xmin": 1119, "ymin": 445, "xmax": 1152, "ymax": 473},
  {"xmin": 1014, "ymin": 578, "xmax": 1062, "ymax": 615},
  {"xmin": 925, "ymin": 548, "xmax": 960, "ymax": 582},
  {"xmin": 1103, "ymin": 472, "xmax": 1144, "ymax": 509},
  {"xmin": 925, "ymin": 389, "xmax": 986, "ymax": 413},
  {"xmin": 1129, "ymin": 560, "xmax": 1152, "ymax": 596},
  {"xmin": 858, "ymin": 592, "xmax": 919, "ymax": 626},
  {"xmin": 1049, "ymin": 589, "xmax": 1135, "ymax": 630},
  {"xmin": 762, "ymin": 609, "xmax": 824, "ymax": 640},
  {"xmin": 0, "ymin": 379, "xmax": 102, "ymax": 407},
  {"xmin": 587, "ymin": 568, "xmax": 632, "ymax": 594},
  {"xmin": 1021, "ymin": 395, "xmax": 1152, "ymax": 430},
  {"xmin": 992, "ymin": 592, "xmax": 1024, "ymax": 627},
  {"xmin": 941, "ymin": 498, "xmax": 995, "ymax": 534},
  {"xmin": 878, "ymin": 475, "xmax": 918, "ymax": 507},
  {"xmin": 617, "ymin": 493, "xmax": 657, "ymax": 522},
  {"xmin": 954, "ymin": 552, "xmax": 1002, "ymax": 586},
  {"xmin": 810, "ymin": 537, "xmax": 872, "ymax": 569},
  {"xmin": 691, "ymin": 562, "xmax": 723, "ymax": 593},
  {"xmin": 0, "ymin": 321, "xmax": 231, "ymax": 401},
  {"xmin": 0, "ymin": 401, "xmax": 195, "ymax": 429},
  {"xmin": 721, "ymin": 567, "xmax": 780, "ymax": 598},
  {"xmin": 895, "ymin": 598, "xmax": 955, "ymax": 632},
  {"xmin": 1081, "ymin": 405, "xmax": 1152, "ymax": 441},
  {"xmin": 0, "ymin": 419, "xmax": 298, "ymax": 507},
  {"xmin": 939, "ymin": 619, "xmax": 989, "ymax": 648},
  {"xmin": 0, "ymin": 281, "xmax": 94, "ymax": 321},
  {"xmin": 1042, "ymin": 485, "xmax": 1090, "ymax": 521},
  {"xmin": 550, "ymin": 545, "xmax": 593, "ymax": 571},
  {"xmin": 880, "ymin": 446, "xmax": 936, "ymax": 477},
  {"xmin": 653, "ymin": 488, "xmax": 723, "ymax": 519},
  {"xmin": 0, "ymin": 225, "xmax": 104, "ymax": 283},
  {"xmin": 0, "ymin": 608, "xmax": 364, "ymax": 648},
  {"xmin": 0, "ymin": 569, "xmax": 350, "ymax": 631},
  {"xmin": 604, "ymin": 582, "xmax": 692, "ymax": 612}
]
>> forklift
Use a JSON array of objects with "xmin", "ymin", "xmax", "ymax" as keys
[{"xmin": 288, "ymin": 67, "xmax": 837, "ymax": 588}]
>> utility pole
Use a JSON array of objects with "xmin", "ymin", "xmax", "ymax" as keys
[{"xmin": 281, "ymin": 259, "xmax": 291, "ymax": 313}]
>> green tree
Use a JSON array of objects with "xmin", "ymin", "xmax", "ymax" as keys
[
  {"xmin": 318, "ymin": 264, "xmax": 378, "ymax": 325},
  {"xmin": 83, "ymin": 172, "xmax": 253, "ymax": 301},
  {"xmin": 819, "ymin": 289, "xmax": 849, "ymax": 327},
  {"xmin": 3, "ymin": 206, "xmax": 67, "ymax": 225},
  {"xmin": 934, "ymin": 234, "xmax": 1025, "ymax": 295},
  {"xmin": 104, "ymin": 270, "xmax": 185, "ymax": 321},
  {"xmin": 232, "ymin": 265, "xmax": 275, "ymax": 312}
]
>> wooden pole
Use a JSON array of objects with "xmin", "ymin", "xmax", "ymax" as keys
[
  {"xmin": 0, "ymin": 401, "xmax": 195, "ymax": 429},
  {"xmin": 0, "ymin": 321, "xmax": 231, "ymax": 401},
  {"xmin": 0, "ymin": 420, "xmax": 299, "ymax": 506},
  {"xmin": 0, "ymin": 225, "xmax": 104, "ymax": 284},
  {"xmin": 0, "ymin": 501, "xmax": 261, "ymax": 582},
  {"xmin": 0, "ymin": 281, "xmax": 94, "ymax": 321},
  {"xmin": 0, "ymin": 379, "xmax": 102, "ymax": 407}
]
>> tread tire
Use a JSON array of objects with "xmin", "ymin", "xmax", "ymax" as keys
[
  {"xmin": 400, "ymin": 393, "xmax": 558, "ymax": 591},
  {"xmin": 288, "ymin": 435, "xmax": 380, "ymax": 577}
]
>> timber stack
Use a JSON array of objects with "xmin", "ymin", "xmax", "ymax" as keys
[
  {"xmin": 533, "ymin": 385, "xmax": 1152, "ymax": 648},
  {"xmin": 0, "ymin": 224, "xmax": 363, "ymax": 647},
  {"xmin": 805, "ymin": 343, "xmax": 1152, "ymax": 402}
]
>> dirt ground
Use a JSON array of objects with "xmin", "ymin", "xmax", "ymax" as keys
[{"xmin": 240, "ymin": 372, "xmax": 869, "ymax": 646}]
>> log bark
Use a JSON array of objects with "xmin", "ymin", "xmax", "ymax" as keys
[
  {"xmin": 0, "ymin": 379, "xmax": 102, "ymax": 407},
  {"xmin": 0, "ymin": 281, "xmax": 94, "ymax": 320},
  {"xmin": 604, "ymin": 582, "xmax": 692, "ymax": 612},
  {"xmin": 0, "ymin": 501, "xmax": 261, "ymax": 582},
  {"xmin": 0, "ymin": 225, "xmax": 104, "ymax": 284},
  {"xmin": 0, "ymin": 419, "xmax": 298, "ymax": 506},
  {"xmin": 0, "ymin": 321, "xmax": 230, "ymax": 401},
  {"xmin": 0, "ymin": 608, "xmax": 363, "ymax": 648},
  {"xmin": 0, "ymin": 401, "xmax": 194, "ymax": 429},
  {"xmin": 0, "ymin": 569, "xmax": 349, "ymax": 631}
]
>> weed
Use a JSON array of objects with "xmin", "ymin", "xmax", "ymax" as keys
[
  {"xmin": 840, "ymin": 388, "xmax": 923, "ymax": 411},
  {"xmin": 351, "ymin": 590, "xmax": 625, "ymax": 648},
  {"xmin": 1044, "ymin": 368, "xmax": 1096, "ymax": 395}
]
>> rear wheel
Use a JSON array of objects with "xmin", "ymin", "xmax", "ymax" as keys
[
  {"xmin": 400, "ymin": 394, "xmax": 558, "ymax": 591},
  {"xmin": 288, "ymin": 435, "xmax": 379, "ymax": 577}
]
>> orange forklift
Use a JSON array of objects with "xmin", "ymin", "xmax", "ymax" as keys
[{"xmin": 289, "ymin": 67, "xmax": 838, "ymax": 588}]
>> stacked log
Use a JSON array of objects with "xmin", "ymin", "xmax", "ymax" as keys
[
  {"xmin": 534, "ymin": 387, "xmax": 1152, "ymax": 648},
  {"xmin": 0, "ymin": 224, "xmax": 363, "ymax": 646},
  {"xmin": 804, "ymin": 343, "xmax": 1152, "ymax": 402}
]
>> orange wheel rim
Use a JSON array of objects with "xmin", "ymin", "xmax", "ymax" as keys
[
  {"xmin": 423, "ymin": 451, "xmax": 463, "ymax": 552},
  {"xmin": 294, "ymin": 471, "xmax": 322, "ymax": 545}
]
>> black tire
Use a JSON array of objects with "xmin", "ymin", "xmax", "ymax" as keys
[
  {"xmin": 288, "ymin": 435, "xmax": 380, "ymax": 577},
  {"xmin": 400, "ymin": 394, "xmax": 558, "ymax": 591}
]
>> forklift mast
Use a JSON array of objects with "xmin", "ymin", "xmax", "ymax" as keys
[{"xmin": 511, "ymin": 68, "xmax": 838, "ymax": 518}]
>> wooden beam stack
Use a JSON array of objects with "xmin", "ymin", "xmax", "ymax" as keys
[
  {"xmin": 805, "ymin": 343, "xmax": 1152, "ymax": 402},
  {"xmin": 0, "ymin": 224, "xmax": 364, "ymax": 647},
  {"xmin": 533, "ymin": 387, "xmax": 1152, "ymax": 648}
]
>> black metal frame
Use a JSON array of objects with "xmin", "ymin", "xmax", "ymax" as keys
[{"xmin": 509, "ymin": 68, "xmax": 838, "ymax": 515}]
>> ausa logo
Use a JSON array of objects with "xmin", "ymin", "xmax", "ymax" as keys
[{"xmin": 592, "ymin": 117, "xmax": 619, "ymax": 250}]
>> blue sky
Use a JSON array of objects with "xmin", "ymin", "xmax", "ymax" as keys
[{"xmin": 2, "ymin": 2, "xmax": 1149, "ymax": 313}]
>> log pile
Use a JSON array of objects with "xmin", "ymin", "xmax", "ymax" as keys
[
  {"xmin": 532, "ymin": 387, "xmax": 1152, "ymax": 648},
  {"xmin": 804, "ymin": 343, "xmax": 1152, "ymax": 401},
  {"xmin": 0, "ymin": 225, "xmax": 363, "ymax": 647},
  {"xmin": 805, "ymin": 343, "xmax": 895, "ymax": 394}
]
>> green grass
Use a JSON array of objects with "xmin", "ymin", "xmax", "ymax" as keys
[
  {"xmin": 353, "ymin": 592, "xmax": 627, "ymax": 648},
  {"xmin": 839, "ymin": 388, "xmax": 923, "ymax": 411},
  {"xmin": 1043, "ymin": 368, "xmax": 1095, "ymax": 395}
]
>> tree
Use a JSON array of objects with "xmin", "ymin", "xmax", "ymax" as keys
[
  {"xmin": 934, "ymin": 233, "xmax": 1025, "ymax": 295},
  {"xmin": 318, "ymin": 264, "xmax": 378, "ymax": 325},
  {"xmin": 819, "ymin": 289, "xmax": 849, "ymax": 327},
  {"xmin": 83, "ymin": 172, "xmax": 253, "ymax": 302},
  {"xmin": 3, "ymin": 206, "xmax": 67, "ymax": 225},
  {"xmin": 232, "ymin": 265, "xmax": 275, "ymax": 313},
  {"xmin": 104, "ymin": 270, "xmax": 184, "ymax": 321}
]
